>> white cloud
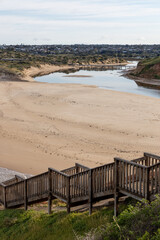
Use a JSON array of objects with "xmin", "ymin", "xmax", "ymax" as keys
[
  {"xmin": 0, "ymin": 0, "xmax": 160, "ymax": 44},
  {"xmin": 0, "ymin": 0, "xmax": 160, "ymax": 18}
]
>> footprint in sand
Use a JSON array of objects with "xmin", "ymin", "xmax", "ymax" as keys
[{"xmin": 0, "ymin": 110, "xmax": 4, "ymax": 118}]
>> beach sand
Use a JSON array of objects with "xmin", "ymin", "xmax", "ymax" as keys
[{"xmin": 0, "ymin": 64, "xmax": 160, "ymax": 175}]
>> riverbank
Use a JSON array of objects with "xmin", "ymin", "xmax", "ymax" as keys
[
  {"xmin": 125, "ymin": 72, "xmax": 160, "ymax": 89},
  {"xmin": 0, "ymin": 79, "xmax": 160, "ymax": 175},
  {"xmin": 126, "ymin": 57, "xmax": 160, "ymax": 90},
  {"xmin": 22, "ymin": 64, "xmax": 79, "ymax": 81},
  {"xmin": 22, "ymin": 63, "xmax": 128, "ymax": 82},
  {"xmin": 0, "ymin": 62, "xmax": 128, "ymax": 82}
]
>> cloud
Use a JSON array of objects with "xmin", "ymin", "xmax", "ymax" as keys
[
  {"xmin": 0, "ymin": 0, "xmax": 160, "ymax": 18},
  {"xmin": 0, "ymin": 0, "xmax": 160, "ymax": 44}
]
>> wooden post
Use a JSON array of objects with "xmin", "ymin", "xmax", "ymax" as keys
[
  {"xmin": 145, "ymin": 167, "xmax": 150, "ymax": 200},
  {"xmin": 48, "ymin": 168, "xmax": 52, "ymax": 214},
  {"xmin": 114, "ymin": 159, "xmax": 119, "ymax": 217},
  {"xmin": 66, "ymin": 176, "xmax": 70, "ymax": 213},
  {"xmin": 75, "ymin": 163, "xmax": 79, "ymax": 174},
  {"xmin": 144, "ymin": 153, "xmax": 149, "ymax": 166},
  {"xmin": 88, "ymin": 169, "xmax": 92, "ymax": 215},
  {"xmin": 24, "ymin": 179, "xmax": 28, "ymax": 211},
  {"xmin": 3, "ymin": 186, "xmax": 7, "ymax": 209}
]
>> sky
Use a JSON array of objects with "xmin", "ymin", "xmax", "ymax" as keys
[{"xmin": 0, "ymin": 0, "xmax": 160, "ymax": 45}]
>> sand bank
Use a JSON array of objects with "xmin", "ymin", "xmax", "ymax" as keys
[
  {"xmin": 0, "ymin": 80, "xmax": 160, "ymax": 175},
  {"xmin": 22, "ymin": 64, "xmax": 78, "ymax": 81},
  {"xmin": 63, "ymin": 75, "xmax": 92, "ymax": 78}
]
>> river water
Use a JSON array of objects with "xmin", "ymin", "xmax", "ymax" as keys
[{"xmin": 36, "ymin": 62, "xmax": 160, "ymax": 99}]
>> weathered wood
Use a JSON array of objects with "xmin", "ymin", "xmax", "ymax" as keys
[
  {"xmin": 75, "ymin": 163, "xmax": 90, "ymax": 171},
  {"xmin": 144, "ymin": 152, "xmax": 160, "ymax": 164},
  {"xmin": 66, "ymin": 176, "xmax": 70, "ymax": 213},
  {"xmin": 88, "ymin": 169, "xmax": 92, "ymax": 215},
  {"xmin": 119, "ymin": 189, "xmax": 143, "ymax": 201},
  {"xmin": 107, "ymin": 165, "xmax": 109, "ymax": 191},
  {"xmin": 132, "ymin": 166, "xmax": 135, "ymax": 193},
  {"xmin": 114, "ymin": 159, "xmax": 119, "ymax": 217},
  {"xmin": 4, "ymin": 186, "xmax": 7, "ymax": 209},
  {"xmin": 142, "ymin": 168, "xmax": 145, "ymax": 197},
  {"xmin": 24, "ymin": 180, "xmax": 28, "ymax": 211},
  {"xmin": 3, "ymin": 153, "xmax": 160, "ymax": 215},
  {"xmin": 115, "ymin": 157, "xmax": 148, "ymax": 168},
  {"xmin": 155, "ymin": 165, "xmax": 158, "ymax": 193},
  {"xmin": 129, "ymin": 164, "xmax": 131, "ymax": 191},
  {"xmin": 131, "ymin": 157, "xmax": 145, "ymax": 165},
  {"xmin": 151, "ymin": 167, "xmax": 153, "ymax": 194},
  {"xmin": 145, "ymin": 168, "xmax": 149, "ymax": 200},
  {"xmin": 48, "ymin": 168, "xmax": 52, "ymax": 214},
  {"xmin": 136, "ymin": 167, "xmax": 138, "ymax": 193},
  {"xmin": 139, "ymin": 167, "xmax": 142, "ymax": 195},
  {"xmin": 104, "ymin": 166, "xmax": 106, "ymax": 191},
  {"xmin": 125, "ymin": 163, "xmax": 128, "ymax": 190}
]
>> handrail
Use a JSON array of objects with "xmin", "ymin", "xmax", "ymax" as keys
[
  {"xmin": 61, "ymin": 166, "xmax": 76, "ymax": 173},
  {"xmin": 131, "ymin": 157, "xmax": 145, "ymax": 163},
  {"xmin": 144, "ymin": 152, "xmax": 160, "ymax": 161},
  {"xmin": 1, "ymin": 152, "xmax": 160, "ymax": 216},
  {"xmin": 91, "ymin": 162, "xmax": 114, "ymax": 171},
  {"xmin": 49, "ymin": 167, "xmax": 69, "ymax": 177},
  {"xmin": 23, "ymin": 171, "xmax": 48, "ymax": 181},
  {"xmin": 147, "ymin": 161, "xmax": 160, "ymax": 169},
  {"xmin": 114, "ymin": 157, "xmax": 148, "ymax": 168},
  {"xmin": 4, "ymin": 179, "xmax": 25, "ymax": 188},
  {"xmin": 75, "ymin": 163, "xmax": 90, "ymax": 170},
  {"xmin": 68, "ymin": 168, "xmax": 89, "ymax": 178}
]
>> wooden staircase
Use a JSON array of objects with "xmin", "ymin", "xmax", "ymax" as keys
[{"xmin": 0, "ymin": 152, "xmax": 160, "ymax": 216}]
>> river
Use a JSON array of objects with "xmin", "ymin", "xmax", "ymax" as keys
[{"xmin": 35, "ymin": 61, "xmax": 160, "ymax": 99}]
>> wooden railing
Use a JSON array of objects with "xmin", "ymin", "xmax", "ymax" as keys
[
  {"xmin": 0, "ymin": 184, "xmax": 5, "ymax": 205},
  {"xmin": 115, "ymin": 158, "xmax": 148, "ymax": 199},
  {"xmin": 61, "ymin": 166, "xmax": 77, "ymax": 176},
  {"xmin": 131, "ymin": 156, "xmax": 146, "ymax": 166},
  {"xmin": 2, "ymin": 175, "xmax": 25, "ymax": 186},
  {"xmin": 1, "ymin": 153, "xmax": 160, "ymax": 216},
  {"xmin": 131, "ymin": 153, "xmax": 160, "ymax": 167},
  {"xmin": 62, "ymin": 163, "xmax": 90, "ymax": 176},
  {"xmin": 50, "ymin": 168, "xmax": 68, "ymax": 200},
  {"xmin": 148, "ymin": 162, "xmax": 160, "ymax": 195},
  {"xmin": 92, "ymin": 163, "xmax": 114, "ymax": 197},
  {"xmin": 70, "ymin": 170, "xmax": 89, "ymax": 200},
  {"xmin": 27, "ymin": 172, "xmax": 49, "ymax": 202},
  {"xmin": 144, "ymin": 152, "xmax": 160, "ymax": 166}
]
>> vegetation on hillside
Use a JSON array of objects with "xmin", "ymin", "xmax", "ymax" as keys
[
  {"xmin": 0, "ymin": 49, "xmax": 126, "ymax": 77},
  {"xmin": 131, "ymin": 56, "xmax": 160, "ymax": 80},
  {"xmin": 1, "ymin": 197, "xmax": 160, "ymax": 240}
]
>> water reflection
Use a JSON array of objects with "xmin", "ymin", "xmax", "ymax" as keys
[{"xmin": 36, "ymin": 62, "xmax": 160, "ymax": 99}]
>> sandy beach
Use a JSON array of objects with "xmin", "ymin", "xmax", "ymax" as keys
[{"xmin": 0, "ymin": 66, "xmax": 160, "ymax": 175}]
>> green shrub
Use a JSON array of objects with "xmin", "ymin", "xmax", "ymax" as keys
[{"xmin": 103, "ymin": 196, "xmax": 160, "ymax": 240}]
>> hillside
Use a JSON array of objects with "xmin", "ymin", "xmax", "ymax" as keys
[
  {"xmin": 1, "ymin": 197, "xmax": 160, "ymax": 240},
  {"xmin": 131, "ymin": 57, "xmax": 160, "ymax": 80},
  {"xmin": 0, "ymin": 49, "xmax": 126, "ymax": 81}
]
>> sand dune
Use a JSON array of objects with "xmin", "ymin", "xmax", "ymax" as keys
[{"xmin": 0, "ymin": 80, "xmax": 160, "ymax": 175}]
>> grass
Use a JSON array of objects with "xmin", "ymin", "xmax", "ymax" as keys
[
  {"xmin": 132, "ymin": 56, "xmax": 160, "ymax": 80},
  {"xmin": 0, "ymin": 206, "xmax": 114, "ymax": 240},
  {"xmin": 1, "ymin": 197, "xmax": 160, "ymax": 239},
  {"xmin": 141, "ymin": 56, "xmax": 160, "ymax": 66}
]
